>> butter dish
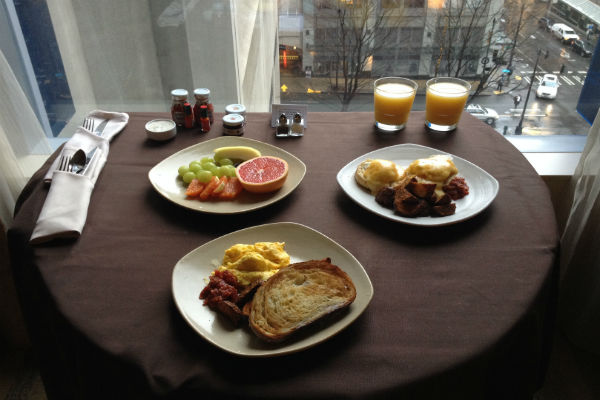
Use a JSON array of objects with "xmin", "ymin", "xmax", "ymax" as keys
[{"xmin": 146, "ymin": 119, "xmax": 176, "ymax": 141}]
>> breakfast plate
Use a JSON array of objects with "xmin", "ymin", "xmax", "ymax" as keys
[
  {"xmin": 148, "ymin": 137, "xmax": 306, "ymax": 214},
  {"xmin": 336, "ymin": 143, "xmax": 499, "ymax": 226},
  {"xmin": 172, "ymin": 222, "xmax": 374, "ymax": 357}
]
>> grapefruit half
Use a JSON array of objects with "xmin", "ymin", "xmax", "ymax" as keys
[{"xmin": 235, "ymin": 156, "xmax": 289, "ymax": 193}]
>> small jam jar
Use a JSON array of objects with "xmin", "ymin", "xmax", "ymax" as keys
[{"xmin": 222, "ymin": 114, "xmax": 245, "ymax": 136}]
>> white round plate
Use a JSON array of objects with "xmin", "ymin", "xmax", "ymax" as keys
[
  {"xmin": 172, "ymin": 222, "xmax": 373, "ymax": 357},
  {"xmin": 336, "ymin": 143, "xmax": 499, "ymax": 226},
  {"xmin": 148, "ymin": 137, "xmax": 306, "ymax": 214}
]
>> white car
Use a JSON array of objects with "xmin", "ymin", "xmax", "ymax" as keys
[
  {"xmin": 465, "ymin": 104, "xmax": 499, "ymax": 125},
  {"xmin": 551, "ymin": 23, "xmax": 580, "ymax": 43},
  {"xmin": 536, "ymin": 74, "xmax": 559, "ymax": 99}
]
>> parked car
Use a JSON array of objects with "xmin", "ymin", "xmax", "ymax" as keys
[
  {"xmin": 551, "ymin": 23, "xmax": 580, "ymax": 43},
  {"xmin": 465, "ymin": 104, "xmax": 499, "ymax": 125},
  {"xmin": 538, "ymin": 17, "xmax": 554, "ymax": 32},
  {"xmin": 536, "ymin": 74, "xmax": 559, "ymax": 99},
  {"xmin": 571, "ymin": 39, "xmax": 593, "ymax": 57}
]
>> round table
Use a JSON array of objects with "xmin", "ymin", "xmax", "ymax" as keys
[{"xmin": 9, "ymin": 111, "xmax": 559, "ymax": 399}]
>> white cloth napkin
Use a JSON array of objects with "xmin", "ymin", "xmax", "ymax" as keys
[
  {"xmin": 44, "ymin": 110, "xmax": 129, "ymax": 183},
  {"xmin": 31, "ymin": 110, "xmax": 128, "ymax": 244}
]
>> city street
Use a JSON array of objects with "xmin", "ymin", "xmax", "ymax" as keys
[
  {"xmin": 473, "ymin": 23, "xmax": 593, "ymax": 136},
  {"xmin": 279, "ymin": 20, "xmax": 594, "ymax": 137}
]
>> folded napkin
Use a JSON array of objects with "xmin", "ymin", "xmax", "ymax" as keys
[
  {"xmin": 31, "ymin": 110, "xmax": 128, "ymax": 244},
  {"xmin": 44, "ymin": 110, "xmax": 129, "ymax": 183},
  {"xmin": 84, "ymin": 109, "xmax": 129, "ymax": 140}
]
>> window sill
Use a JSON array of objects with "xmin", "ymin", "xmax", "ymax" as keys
[
  {"xmin": 504, "ymin": 134, "xmax": 585, "ymax": 176},
  {"xmin": 521, "ymin": 152, "xmax": 580, "ymax": 176},
  {"xmin": 502, "ymin": 135, "xmax": 583, "ymax": 232}
]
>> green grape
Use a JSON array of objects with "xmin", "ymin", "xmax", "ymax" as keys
[
  {"xmin": 223, "ymin": 165, "xmax": 237, "ymax": 177},
  {"xmin": 203, "ymin": 162, "xmax": 218, "ymax": 174},
  {"xmin": 178, "ymin": 165, "xmax": 190, "ymax": 177},
  {"xmin": 215, "ymin": 166, "xmax": 228, "ymax": 177},
  {"xmin": 200, "ymin": 157, "xmax": 215, "ymax": 166},
  {"xmin": 196, "ymin": 170, "xmax": 212, "ymax": 183},
  {"xmin": 218, "ymin": 158, "xmax": 233, "ymax": 166},
  {"xmin": 189, "ymin": 161, "xmax": 201, "ymax": 169},
  {"xmin": 189, "ymin": 163, "xmax": 203, "ymax": 173},
  {"xmin": 182, "ymin": 171, "xmax": 197, "ymax": 184}
]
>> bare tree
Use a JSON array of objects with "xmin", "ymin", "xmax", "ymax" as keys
[
  {"xmin": 428, "ymin": 1, "xmax": 502, "ymax": 77},
  {"xmin": 428, "ymin": 0, "xmax": 543, "ymax": 100},
  {"xmin": 316, "ymin": 0, "xmax": 404, "ymax": 111},
  {"xmin": 503, "ymin": 0, "xmax": 543, "ymax": 82}
]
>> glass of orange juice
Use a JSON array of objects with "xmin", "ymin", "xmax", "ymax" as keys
[
  {"xmin": 425, "ymin": 77, "xmax": 471, "ymax": 132},
  {"xmin": 374, "ymin": 77, "xmax": 418, "ymax": 132}
]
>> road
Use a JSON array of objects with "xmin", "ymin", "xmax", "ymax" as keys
[{"xmin": 474, "ymin": 24, "xmax": 593, "ymax": 136}]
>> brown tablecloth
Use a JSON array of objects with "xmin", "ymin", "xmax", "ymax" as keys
[{"xmin": 9, "ymin": 112, "xmax": 559, "ymax": 400}]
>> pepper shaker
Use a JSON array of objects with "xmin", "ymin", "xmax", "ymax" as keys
[{"xmin": 276, "ymin": 113, "xmax": 290, "ymax": 137}]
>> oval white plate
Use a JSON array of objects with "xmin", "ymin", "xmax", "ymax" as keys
[
  {"xmin": 336, "ymin": 143, "xmax": 499, "ymax": 226},
  {"xmin": 172, "ymin": 222, "xmax": 374, "ymax": 357},
  {"xmin": 148, "ymin": 137, "xmax": 306, "ymax": 214}
]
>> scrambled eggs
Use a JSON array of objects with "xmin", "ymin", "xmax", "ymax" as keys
[{"xmin": 217, "ymin": 242, "xmax": 290, "ymax": 286}]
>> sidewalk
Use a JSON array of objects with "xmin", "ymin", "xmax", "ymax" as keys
[{"xmin": 280, "ymin": 76, "xmax": 496, "ymax": 96}]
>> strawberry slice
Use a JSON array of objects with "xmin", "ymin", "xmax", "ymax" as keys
[
  {"xmin": 211, "ymin": 176, "xmax": 228, "ymax": 197},
  {"xmin": 219, "ymin": 177, "xmax": 244, "ymax": 200},
  {"xmin": 185, "ymin": 179, "xmax": 205, "ymax": 198},
  {"xmin": 199, "ymin": 176, "xmax": 220, "ymax": 201}
]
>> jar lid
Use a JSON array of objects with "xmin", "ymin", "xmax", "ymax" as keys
[
  {"xmin": 222, "ymin": 114, "xmax": 244, "ymax": 126},
  {"xmin": 171, "ymin": 89, "xmax": 188, "ymax": 99},
  {"xmin": 225, "ymin": 104, "xmax": 246, "ymax": 114},
  {"xmin": 193, "ymin": 88, "xmax": 210, "ymax": 99}
]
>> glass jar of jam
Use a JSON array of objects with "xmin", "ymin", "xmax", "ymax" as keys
[
  {"xmin": 170, "ymin": 89, "xmax": 188, "ymax": 127},
  {"xmin": 222, "ymin": 114, "xmax": 245, "ymax": 136}
]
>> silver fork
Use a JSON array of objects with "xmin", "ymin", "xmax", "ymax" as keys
[
  {"xmin": 57, "ymin": 155, "xmax": 72, "ymax": 172},
  {"xmin": 83, "ymin": 117, "xmax": 95, "ymax": 132}
]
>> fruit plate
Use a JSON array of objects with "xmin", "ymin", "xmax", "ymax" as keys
[
  {"xmin": 336, "ymin": 143, "xmax": 499, "ymax": 226},
  {"xmin": 172, "ymin": 222, "xmax": 374, "ymax": 357},
  {"xmin": 148, "ymin": 137, "xmax": 306, "ymax": 214}
]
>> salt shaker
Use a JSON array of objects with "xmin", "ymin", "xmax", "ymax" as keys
[{"xmin": 290, "ymin": 113, "xmax": 304, "ymax": 136}]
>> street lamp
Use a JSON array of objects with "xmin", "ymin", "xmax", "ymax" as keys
[
  {"xmin": 507, "ymin": 3, "xmax": 526, "ymax": 85},
  {"xmin": 515, "ymin": 49, "xmax": 548, "ymax": 135}
]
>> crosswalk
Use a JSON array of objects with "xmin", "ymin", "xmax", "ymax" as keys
[{"xmin": 518, "ymin": 70, "xmax": 588, "ymax": 86}]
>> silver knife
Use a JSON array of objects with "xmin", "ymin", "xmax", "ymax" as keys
[{"xmin": 95, "ymin": 120, "xmax": 109, "ymax": 136}]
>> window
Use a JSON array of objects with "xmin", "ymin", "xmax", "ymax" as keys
[{"xmin": 0, "ymin": 0, "xmax": 595, "ymax": 145}]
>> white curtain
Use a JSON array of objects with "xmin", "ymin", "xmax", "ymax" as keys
[
  {"xmin": 559, "ymin": 108, "xmax": 600, "ymax": 355},
  {"xmin": 232, "ymin": 0, "xmax": 279, "ymax": 110},
  {"xmin": 0, "ymin": 0, "xmax": 277, "ymax": 229},
  {"xmin": 0, "ymin": 49, "xmax": 51, "ymax": 228},
  {"xmin": 46, "ymin": 0, "xmax": 277, "ymax": 112}
]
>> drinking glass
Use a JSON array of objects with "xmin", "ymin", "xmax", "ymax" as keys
[
  {"xmin": 425, "ymin": 77, "xmax": 471, "ymax": 132},
  {"xmin": 374, "ymin": 77, "xmax": 418, "ymax": 132}
]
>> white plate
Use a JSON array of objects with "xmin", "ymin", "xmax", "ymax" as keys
[
  {"xmin": 172, "ymin": 222, "xmax": 373, "ymax": 357},
  {"xmin": 336, "ymin": 143, "xmax": 499, "ymax": 226},
  {"xmin": 148, "ymin": 137, "xmax": 306, "ymax": 214}
]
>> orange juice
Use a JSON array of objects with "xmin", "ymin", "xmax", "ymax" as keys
[
  {"xmin": 374, "ymin": 78, "xmax": 417, "ymax": 131},
  {"xmin": 425, "ymin": 80, "xmax": 470, "ymax": 129}
]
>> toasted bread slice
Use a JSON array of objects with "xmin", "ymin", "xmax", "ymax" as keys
[{"xmin": 249, "ymin": 258, "xmax": 356, "ymax": 343}]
